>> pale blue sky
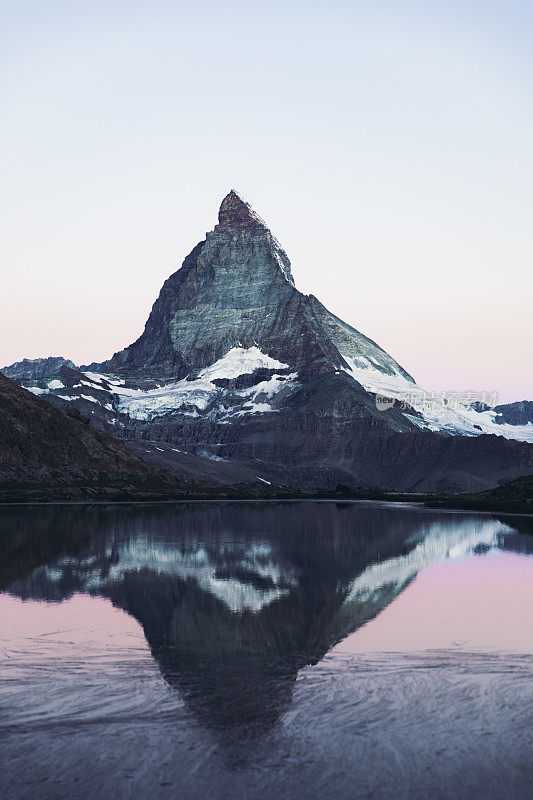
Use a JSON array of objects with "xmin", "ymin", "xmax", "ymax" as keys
[{"xmin": 1, "ymin": 1, "xmax": 532, "ymax": 402}]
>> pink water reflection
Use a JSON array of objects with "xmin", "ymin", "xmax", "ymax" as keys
[
  {"xmin": 2, "ymin": 551, "xmax": 533, "ymax": 662},
  {"xmin": 0, "ymin": 593, "xmax": 146, "ymax": 656},
  {"xmin": 337, "ymin": 552, "xmax": 533, "ymax": 654}
]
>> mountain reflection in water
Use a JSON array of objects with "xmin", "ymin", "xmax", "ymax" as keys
[{"xmin": 1, "ymin": 501, "xmax": 531, "ymax": 741}]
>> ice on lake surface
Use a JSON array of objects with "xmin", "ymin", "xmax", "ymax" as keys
[{"xmin": 0, "ymin": 502, "xmax": 532, "ymax": 800}]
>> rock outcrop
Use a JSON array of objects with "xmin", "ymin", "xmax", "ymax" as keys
[
  {"xmin": 493, "ymin": 400, "xmax": 533, "ymax": 426},
  {"xmin": 2, "ymin": 356, "xmax": 75, "ymax": 381}
]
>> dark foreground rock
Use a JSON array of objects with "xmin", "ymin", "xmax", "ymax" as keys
[
  {"xmin": 422, "ymin": 473, "xmax": 533, "ymax": 514},
  {"xmin": 0, "ymin": 372, "xmax": 177, "ymax": 502}
]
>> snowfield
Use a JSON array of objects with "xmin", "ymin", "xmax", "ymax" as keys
[
  {"xmin": 19, "ymin": 345, "xmax": 532, "ymax": 444},
  {"xmin": 72, "ymin": 347, "xmax": 299, "ymax": 422},
  {"xmin": 115, "ymin": 378, "xmax": 218, "ymax": 421},
  {"xmin": 198, "ymin": 346, "xmax": 289, "ymax": 380},
  {"xmin": 341, "ymin": 353, "xmax": 533, "ymax": 443}
]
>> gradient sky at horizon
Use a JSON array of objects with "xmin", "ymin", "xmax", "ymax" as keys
[{"xmin": 1, "ymin": 1, "xmax": 532, "ymax": 403}]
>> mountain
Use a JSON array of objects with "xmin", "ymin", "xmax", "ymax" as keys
[
  {"xmin": 0, "ymin": 371, "xmax": 176, "ymax": 500},
  {"xmin": 95, "ymin": 190, "xmax": 414, "ymax": 386},
  {"xmin": 493, "ymin": 400, "xmax": 533, "ymax": 427},
  {"xmin": 2, "ymin": 356, "xmax": 75, "ymax": 381},
  {"xmin": 3, "ymin": 190, "xmax": 533, "ymax": 492}
]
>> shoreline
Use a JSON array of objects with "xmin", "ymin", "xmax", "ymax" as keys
[{"xmin": 0, "ymin": 493, "xmax": 531, "ymax": 517}]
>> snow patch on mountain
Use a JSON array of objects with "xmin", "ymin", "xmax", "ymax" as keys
[
  {"xmin": 198, "ymin": 346, "xmax": 289, "ymax": 381},
  {"xmin": 235, "ymin": 401, "xmax": 274, "ymax": 416},
  {"xmin": 82, "ymin": 371, "xmax": 124, "ymax": 387},
  {"xmin": 49, "ymin": 350, "xmax": 300, "ymax": 422},
  {"xmin": 116, "ymin": 378, "xmax": 217, "ymax": 421},
  {"xmin": 238, "ymin": 373, "xmax": 298, "ymax": 401},
  {"xmin": 342, "ymin": 354, "xmax": 533, "ymax": 443}
]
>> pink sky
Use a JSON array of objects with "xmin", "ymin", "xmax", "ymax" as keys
[{"xmin": 1, "ymin": 4, "xmax": 532, "ymax": 403}]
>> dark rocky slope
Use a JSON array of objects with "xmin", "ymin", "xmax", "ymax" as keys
[
  {"xmin": 0, "ymin": 372, "xmax": 175, "ymax": 501},
  {"xmin": 482, "ymin": 473, "xmax": 533, "ymax": 502},
  {"xmin": 493, "ymin": 401, "xmax": 533, "ymax": 426},
  {"xmin": 425, "ymin": 473, "xmax": 533, "ymax": 513}
]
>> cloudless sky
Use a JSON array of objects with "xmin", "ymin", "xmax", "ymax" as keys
[{"xmin": 1, "ymin": 0, "xmax": 532, "ymax": 403}]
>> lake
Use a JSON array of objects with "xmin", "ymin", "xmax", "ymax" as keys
[{"xmin": 0, "ymin": 502, "xmax": 532, "ymax": 800}]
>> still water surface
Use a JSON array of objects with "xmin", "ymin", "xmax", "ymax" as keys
[{"xmin": 0, "ymin": 502, "xmax": 532, "ymax": 799}]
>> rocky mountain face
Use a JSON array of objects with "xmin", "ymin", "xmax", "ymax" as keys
[
  {"xmin": 92, "ymin": 190, "xmax": 413, "ymax": 387},
  {"xmin": 493, "ymin": 400, "xmax": 533, "ymax": 427},
  {"xmin": 0, "ymin": 372, "xmax": 175, "ymax": 501},
  {"xmin": 2, "ymin": 356, "xmax": 75, "ymax": 381},
  {"xmin": 3, "ymin": 191, "xmax": 533, "ymax": 492}
]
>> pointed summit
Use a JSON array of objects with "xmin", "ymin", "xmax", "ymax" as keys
[{"xmin": 218, "ymin": 190, "xmax": 266, "ymax": 230}]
